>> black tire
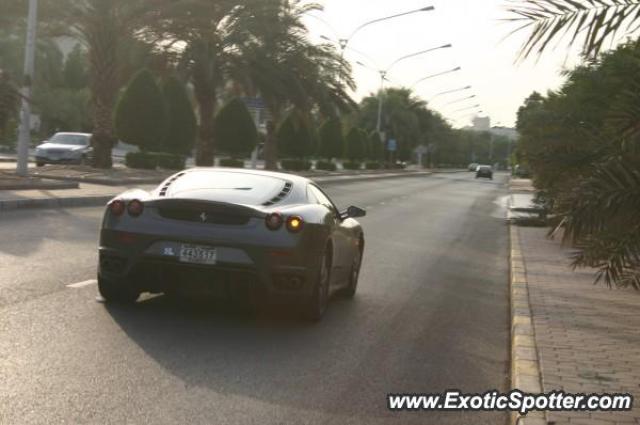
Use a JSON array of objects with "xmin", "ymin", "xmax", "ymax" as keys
[
  {"xmin": 98, "ymin": 276, "xmax": 139, "ymax": 304},
  {"xmin": 343, "ymin": 250, "xmax": 362, "ymax": 298},
  {"xmin": 36, "ymin": 162, "xmax": 45, "ymax": 167},
  {"xmin": 303, "ymin": 251, "xmax": 331, "ymax": 321}
]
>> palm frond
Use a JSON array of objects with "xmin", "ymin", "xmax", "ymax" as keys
[{"xmin": 507, "ymin": 0, "xmax": 640, "ymax": 58}]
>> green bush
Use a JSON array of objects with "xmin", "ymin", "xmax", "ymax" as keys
[
  {"xmin": 278, "ymin": 110, "xmax": 313, "ymax": 159},
  {"xmin": 365, "ymin": 162, "xmax": 382, "ymax": 170},
  {"xmin": 115, "ymin": 69, "xmax": 166, "ymax": 151},
  {"xmin": 125, "ymin": 152, "xmax": 157, "ymax": 169},
  {"xmin": 345, "ymin": 127, "xmax": 367, "ymax": 161},
  {"xmin": 315, "ymin": 160, "xmax": 337, "ymax": 171},
  {"xmin": 161, "ymin": 76, "xmax": 197, "ymax": 155},
  {"xmin": 219, "ymin": 158, "xmax": 245, "ymax": 168},
  {"xmin": 155, "ymin": 153, "xmax": 186, "ymax": 170},
  {"xmin": 343, "ymin": 161, "xmax": 362, "ymax": 170},
  {"xmin": 281, "ymin": 159, "xmax": 312, "ymax": 171},
  {"xmin": 318, "ymin": 117, "xmax": 344, "ymax": 160},
  {"xmin": 214, "ymin": 98, "xmax": 258, "ymax": 157},
  {"xmin": 368, "ymin": 131, "xmax": 384, "ymax": 161}
]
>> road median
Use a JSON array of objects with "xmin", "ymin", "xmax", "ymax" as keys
[{"xmin": 0, "ymin": 170, "xmax": 432, "ymax": 211}]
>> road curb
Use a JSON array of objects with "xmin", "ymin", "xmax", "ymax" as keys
[
  {"xmin": 0, "ymin": 195, "xmax": 113, "ymax": 211},
  {"xmin": 509, "ymin": 225, "xmax": 546, "ymax": 425},
  {"xmin": 0, "ymin": 172, "xmax": 433, "ymax": 211}
]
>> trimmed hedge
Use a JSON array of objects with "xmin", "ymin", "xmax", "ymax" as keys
[
  {"xmin": 219, "ymin": 158, "xmax": 245, "ymax": 168},
  {"xmin": 281, "ymin": 159, "xmax": 312, "ymax": 171},
  {"xmin": 365, "ymin": 162, "xmax": 382, "ymax": 170},
  {"xmin": 342, "ymin": 161, "xmax": 362, "ymax": 170},
  {"xmin": 315, "ymin": 160, "xmax": 337, "ymax": 171},
  {"xmin": 155, "ymin": 153, "xmax": 186, "ymax": 170},
  {"xmin": 125, "ymin": 152, "xmax": 157, "ymax": 169},
  {"xmin": 125, "ymin": 152, "xmax": 185, "ymax": 170}
]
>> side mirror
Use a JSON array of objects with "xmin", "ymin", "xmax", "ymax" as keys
[{"xmin": 341, "ymin": 206, "xmax": 366, "ymax": 219}]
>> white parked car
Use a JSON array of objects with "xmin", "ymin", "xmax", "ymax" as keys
[{"xmin": 35, "ymin": 132, "xmax": 92, "ymax": 166}]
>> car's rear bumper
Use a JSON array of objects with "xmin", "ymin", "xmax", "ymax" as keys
[
  {"xmin": 35, "ymin": 156, "xmax": 82, "ymax": 164},
  {"xmin": 98, "ymin": 245, "xmax": 318, "ymax": 302}
]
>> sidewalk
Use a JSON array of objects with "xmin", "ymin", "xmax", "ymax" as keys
[{"xmin": 510, "ymin": 180, "xmax": 640, "ymax": 425}]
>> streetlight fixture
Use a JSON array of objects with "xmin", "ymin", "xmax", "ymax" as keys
[
  {"xmin": 339, "ymin": 6, "xmax": 435, "ymax": 55},
  {"xmin": 443, "ymin": 94, "xmax": 477, "ymax": 106},
  {"xmin": 452, "ymin": 104, "xmax": 481, "ymax": 114},
  {"xmin": 16, "ymin": 0, "xmax": 38, "ymax": 176},
  {"xmin": 429, "ymin": 85, "xmax": 472, "ymax": 100},
  {"xmin": 410, "ymin": 66, "xmax": 461, "ymax": 89},
  {"xmin": 375, "ymin": 44, "xmax": 453, "ymax": 131}
]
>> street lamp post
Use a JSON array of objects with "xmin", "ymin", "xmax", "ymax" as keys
[
  {"xmin": 16, "ymin": 0, "xmax": 38, "ymax": 177},
  {"xmin": 339, "ymin": 6, "xmax": 435, "ymax": 57},
  {"xmin": 375, "ymin": 44, "xmax": 453, "ymax": 132}
]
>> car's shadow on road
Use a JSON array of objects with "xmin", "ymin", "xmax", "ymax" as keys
[{"xmin": 104, "ymin": 292, "xmax": 392, "ymax": 419}]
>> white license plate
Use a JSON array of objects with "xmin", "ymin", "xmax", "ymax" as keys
[{"xmin": 179, "ymin": 244, "xmax": 217, "ymax": 265}]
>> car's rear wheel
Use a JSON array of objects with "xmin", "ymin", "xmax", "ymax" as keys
[
  {"xmin": 36, "ymin": 161, "xmax": 45, "ymax": 167},
  {"xmin": 343, "ymin": 250, "xmax": 362, "ymax": 298},
  {"xmin": 303, "ymin": 251, "xmax": 330, "ymax": 321},
  {"xmin": 98, "ymin": 276, "xmax": 139, "ymax": 304}
]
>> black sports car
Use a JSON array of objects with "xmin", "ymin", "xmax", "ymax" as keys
[{"xmin": 98, "ymin": 168, "xmax": 366, "ymax": 320}]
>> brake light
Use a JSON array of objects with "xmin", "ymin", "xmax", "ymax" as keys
[
  {"xmin": 109, "ymin": 199, "xmax": 125, "ymax": 216},
  {"xmin": 265, "ymin": 213, "xmax": 283, "ymax": 230},
  {"xmin": 127, "ymin": 199, "xmax": 144, "ymax": 217},
  {"xmin": 286, "ymin": 216, "xmax": 304, "ymax": 233}
]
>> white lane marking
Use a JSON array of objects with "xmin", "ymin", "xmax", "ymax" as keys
[{"xmin": 67, "ymin": 279, "xmax": 97, "ymax": 289}]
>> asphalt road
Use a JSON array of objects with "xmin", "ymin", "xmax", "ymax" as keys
[{"xmin": 0, "ymin": 172, "xmax": 510, "ymax": 425}]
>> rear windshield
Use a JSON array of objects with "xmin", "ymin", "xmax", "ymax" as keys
[
  {"xmin": 49, "ymin": 133, "xmax": 90, "ymax": 146},
  {"xmin": 166, "ymin": 171, "xmax": 289, "ymax": 205}
]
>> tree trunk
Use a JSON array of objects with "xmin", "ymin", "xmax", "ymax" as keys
[
  {"xmin": 87, "ymin": 8, "xmax": 119, "ymax": 169},
  {"xmin": 195, "ymin": 91, "xmax": 215, "ymax": 166},
  {"xmin": 264, "ymin": 106, "xmax": 281, "ymax": 170},
  {"xmin": 191, "ymin": 41, "xmax": 216, "ymax": 167}
]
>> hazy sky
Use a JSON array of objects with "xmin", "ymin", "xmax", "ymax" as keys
[{"xmin": 303, "ymin": 0, "xmax": 585, "ymax": 128}]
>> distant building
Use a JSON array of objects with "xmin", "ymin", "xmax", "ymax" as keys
[
  {"xmin": 465, "ymin": 115, "xmax": 519, "ymax": 141},
  {"xmin": 472, "ymin": 116, "xmax": 491, "ymax": 131}
]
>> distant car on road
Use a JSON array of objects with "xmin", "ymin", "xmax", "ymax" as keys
[
  {"xmin": 475, "ymin": 165, "xmax": 493, "ymax": 180},
  {"xmin": 35, "ymin": 132, "xmax": 92, "ymax": 166},
  {"xmin": 98, "ymin": 168, "xmax": 367, "ymax": 321},
  {"xmin": 468, "ymin": 162, "xmax": 479, "ymax": 171}
]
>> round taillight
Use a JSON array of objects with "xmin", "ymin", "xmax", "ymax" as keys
[
  {"xmin": 286, "ymin": 216, "xmax": 304, "ymax": 233},
  {"xmin": 265, "ymin": 213, "xmax": 283, "ymax": 230},
  {"xmin": 109, "ymin": 199, "xmax": 125, "ymax": 216},
  {"xmin": 127, "ymin": 199, "xmax": 144, "ymax": 217}
]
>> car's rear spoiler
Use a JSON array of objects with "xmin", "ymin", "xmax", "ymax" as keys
[{"xmin": 145, "ymin": 198, "xmax": 267, "ymax": 218}]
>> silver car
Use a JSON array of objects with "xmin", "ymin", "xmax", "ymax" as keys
[
  {"xmin": 98, "ymin": 168, "xmax": 366, "ymax": 321},
  {"xmin": 35, "ymin": 132, "xmax": 92, "ymax": 166}
]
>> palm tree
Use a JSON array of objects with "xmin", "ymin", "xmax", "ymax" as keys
[
  {"xmin": 149, "ymin": 0, "xmax": 251, "ymax": 166},
  {"xmin": 233, "ymin": 0, "xmax": 355, "ymax": 169},
  {"xmin": 0, "ymin": 69, "xmax": 19, "ymax": 139},
  {"xmin": 1, "ymin": 0, "xmax": 151, "ymax": 168},
  {"xmin": 510, "ymin": 1, "xmax": 640, "ymax": 288},
  {"xmin": 508, "ymin": 0, "xmax": 640, "ymax": 59}
]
